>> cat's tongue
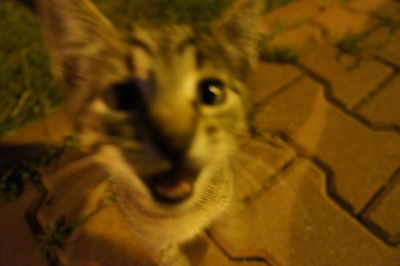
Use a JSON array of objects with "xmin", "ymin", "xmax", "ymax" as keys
[{"xmin": 152, "ymin": 167, "xmax": 195, "ymax": 203}]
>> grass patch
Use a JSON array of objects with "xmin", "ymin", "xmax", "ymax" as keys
[
  {"xmin": 258, "ymin": 36, "xmax": 298, "ymax": 63},
  {"xmin": 95, "ymin": 0, "xmax": 294, "ymax": 27},
  {"xmin": 321, "ymin": 0, "xmax": 350, "ymax": 9},
  {"xmin": 259, "ymin": 46, "xmax": 298, "ymax": 63},
  {"xmin": 0, "ymin": 0, "xmax": 60, "ymax": 136},
  {"xmin": 0, "ymin": 134, "xmax": 78, "ymax": 202},
  {"xmin": 264, "ymin": 0, "xmax": 293, "ymax": 12},
  {"xmin": 336, "ymin": 33, "xmax": 367, "ymax": 54},
  {"xmin": 37, "ymin": 196, "xmax": 115, "ymax": 253},
  {"xmin": 372, "ymin": 12, "xmax": 400, "ymax": 30},
  {"xmin": 94, "ymin": 0, "xmax": 232, "ymax": 28}
]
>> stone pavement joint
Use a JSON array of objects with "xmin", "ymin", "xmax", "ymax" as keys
[
  {"xmin": 252, "ymin": 73, "xmax": 304, "ymax": 112},
  {"xmin": 254, "ymin": 76, "xmax": 400, "ymax": 215},
  {"xmin": 356, "ymin": 73, "xmax": 400, "ymax": 129},
  {"xmin": 234, "ymin": 133, "xmax": 297, "ymax": 201},
  {"xmin": 347, "ymin": 0, "xmax": 392, "ymax": 13},
  {"xmin": 206, "ymin": 233, "xmax": 271, "ymax": 266},
  {"xmin": 183, "ymin": 234, "xmax": 269, "ymax": 266},
  {"xmin": 210, "ymin": 158, "xmax": 400, "ymax": 265},
  {"xmin": 243, "ymin": 131, "xmax": 356, "ymax": 214},
  {"xmin": 312, "ymin": 6, "xmax": 377, "ymax": 39},
  {"xmin": 266, "ymin": 22, "xmax": 325, "ymax": 51},
  {"xmin": 250, "ymin": 62, "xmax": 303, "ymax": 106},
  {"xmin": 242, "ymin": 157, "xmax": 297, "ymax": 203},
  {"xmin": 297, "ymin": 61, "xmax": 400, "ymax": 133},
  {"xmin": 360, "ymin": 167, "xmax": 400, "ymax": 245},
  {"xmin": 310, "ymin": 155, "xmax": 356, "ymax": 214},
  {"xmin": 299, "ymin": 42, "xmax": 394, "ymax": 110},
  {"xmin": 352, "ymin": 71, "xmax": 397, "ymax": 110}
]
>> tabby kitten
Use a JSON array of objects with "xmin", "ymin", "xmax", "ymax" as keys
[{"xmin": 36, "ymin": 0, "xmax": 263, "ymax": 264}]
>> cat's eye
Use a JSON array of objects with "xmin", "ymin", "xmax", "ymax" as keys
[
  {"xmin": 103, "ymin": 80, "xmax": 140, "ymax": 111},
  {"xmin": 198, "ymin": 78, "xmax": 226, "ymax": 105}
]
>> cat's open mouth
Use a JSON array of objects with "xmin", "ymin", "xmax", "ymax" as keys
[{"xmin": 147, "ymin": 166, "xmax": 198, "ymax": 204}]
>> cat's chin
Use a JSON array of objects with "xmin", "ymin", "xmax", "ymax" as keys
[{"xmin": 93, "ymin": 144, "xmax": 207, "ymax": 214}]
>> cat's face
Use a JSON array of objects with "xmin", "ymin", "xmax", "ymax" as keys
[{"xmin": 37, "ymin": 0, "xmax": 262, "ymax": 217}]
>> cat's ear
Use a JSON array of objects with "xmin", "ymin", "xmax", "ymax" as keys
[
  {"xmin": 215, "ymin": 0, "xmax": 264, "ymax": 56},
  {"xmin": 37, "ymin": 0, "xmax": 121, "ymax": 88}
]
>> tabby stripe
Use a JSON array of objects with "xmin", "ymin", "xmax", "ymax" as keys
[
  {"xmin": 176, "ymin": 37, "xmax": 196, "ymax": 54},
  {"xmin": 128, "ymin": 37, "xmax": 154, "ymax": 56}
]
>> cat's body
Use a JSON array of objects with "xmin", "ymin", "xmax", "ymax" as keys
[{"xmin": 34, "ymin": 0, "xmax": 263, "ymax": 264}]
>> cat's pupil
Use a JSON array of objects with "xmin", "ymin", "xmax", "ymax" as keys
[{"xmin": 198, "ymin": 78, "xmax": 226, "ymax": 105}]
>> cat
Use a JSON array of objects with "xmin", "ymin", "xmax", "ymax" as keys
[{"xmin": 35, "ymin": 0, "xmax": 263, "ymax": 264}]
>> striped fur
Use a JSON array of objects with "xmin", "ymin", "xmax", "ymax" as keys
[{"xmin": 37, "ymin": 0, "xmax": 263, "ymax": 264}]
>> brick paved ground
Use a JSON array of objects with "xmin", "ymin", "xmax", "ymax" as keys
[{"xmin": 1, "ymin": 0, "xmax": 400, "ymax": 265}]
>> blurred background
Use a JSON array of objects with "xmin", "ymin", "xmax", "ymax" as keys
[{"xmin": 1, "ymin": 0, "xmax": 399, "ymax": 265}]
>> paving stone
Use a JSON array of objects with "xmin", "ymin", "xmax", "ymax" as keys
[
  {"xmin": 362, "ymin": 172, "xmax": 400, "ymax": 244},
  {"xmin": 372, "ymin": 0, "xmax": 400, "ymax": 21},
  {"xmin": 234, "ymin": 134, "xmax": 296, "ymax": 199},
  {"xmin": 210, "ymin": 159, "xmax": 400, "ymax": 265},
  {"xmin": 36, "ymin": 154, "xmax": 154, "ymax": 265},
  {"xmin": 348, "ymin": 27, "xmax": 400, "ymax": 66},
  {"xmin": 267, "ymin": 23, "xmax": 324, "ymax": 51},
  {"xmin": 314, "ymin": 0, "xmax": 352, "ymax": 9},
  {"xmin": 1, "ymin": 109, "xmax": 73, "ymax": 145},
  {"xmin": 312, "ymin": 6, "xmax": 377, "ymax": 39},
  {"xmin": 348, "ymin": 0, "xmax": 391, "ymax": 13},
  {"xmin": 259, "ymin": 1, "xmax": 320, "ymax": 36},
  {"xmin": 183, "ymin": 234, "xmax": 268, "ymax": 266},
  {"xmin": 377, "ymin": 31, "xmax": 400, "ymax": 67},
  {"xmin": 300, "ymin": 42, "xmax": 393, "ymax": 109},
  {"xmin": 55, "ymin": 204, "xmax": 158, "ymax": 266},
  {"xmin": 0, "ymin": 183, "xmax": 48, "ymax": 266},
  {"xmin": 357, "ymin": 74, "xmax": 400, "ymax": 127},
  {"xmin": 361, "ymin": 26, "xmax": 392, "ymax": 50},
  {"xmin": 250, "ymin": 63, "xmax": 302, "ymax": 105},
  {"xmin": 254, "ymin": 77, "xmax": 400, "ymax": 213}
]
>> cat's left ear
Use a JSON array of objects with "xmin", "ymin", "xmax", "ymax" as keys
[
  {"xmin": 215, "ymin": 0, "xmax": 264, "ymax": 53},
  {"xmin": 36, "ymin": 0, "xmax": 121, "ymax": 90}
]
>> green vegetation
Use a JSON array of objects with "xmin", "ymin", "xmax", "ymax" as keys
[
  {"xmin": 37, "ymin": 196, "xmax": 115, "ymax": 252},
  {"xmin": 373, "ymin": 12, "xmax": 400, "ymax": 31},
  {"xmin": 320, "ymin": 0, "xmax": 350, "ymax": 9},
  {"xmin": 258, "ymin": 35, "xmax": 298, "ymax": 63},
  {"xmin": 264, "ymin": 0, "xmax": 293, "ymax": 12},
  {"xmin": 336, "ymin": 33, "xmax": 367, "ymax": 54},
  {"xmin": 95, "ymin": 0, "xmax": 231, "ymax": 27},
  {"xmin": 0, "ymin": 0, "xmax": 59, "ymax": 136},
  {"xmin": 95, "ymin": 0, "xmax": 293, "ymax": 27},
  {"xmin": 0, "ymin": 134, "xmax": 78, "ymax": 202},
  {"xmin": 259, "ymin": 46, "xmax": 298, "ymax": 63}
]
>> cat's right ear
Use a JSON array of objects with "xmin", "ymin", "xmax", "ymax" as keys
[
  {"xmin": 212, "ymin": 0, "xmax": 264, "ymax": 77},
  {"xmin": 37, "ymin": 0, "xmax": 121, "ymax": 89},
  {"xmin": 215, "ymin": 0, "xmax": 264, "ymax": 54}
]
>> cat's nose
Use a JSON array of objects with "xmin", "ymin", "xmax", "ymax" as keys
[
  {"xmin": 146, "ymin": 100, "xmax": 196, "ymax": 163},
  {"xmin": 150, "ymin": 126, "xmax": 194, "ymax": 163}
]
